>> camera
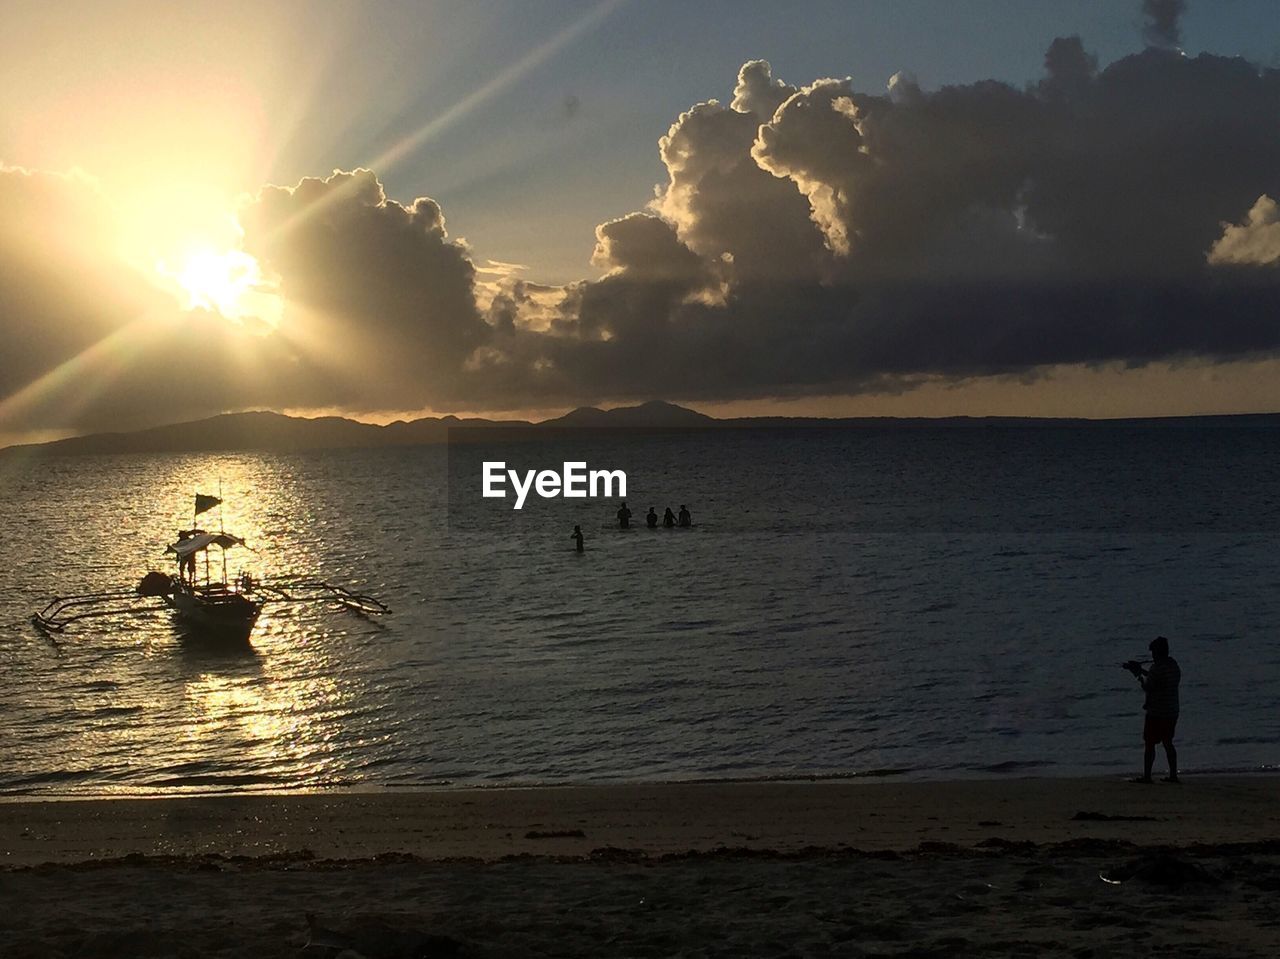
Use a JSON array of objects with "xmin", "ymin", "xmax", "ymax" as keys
[{"xmin": 1122, "ymin": 660, "xmax": 1145, "ymax": 677}]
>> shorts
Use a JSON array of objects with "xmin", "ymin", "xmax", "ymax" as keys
[{"xmin": 1143, "ymin": 714, "xmax": 1178, "ymax": 745}]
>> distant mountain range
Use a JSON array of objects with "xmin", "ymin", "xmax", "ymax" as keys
[{"xmin": 3, "ymin": 400, "xmax": 1279, "ymax": 457}]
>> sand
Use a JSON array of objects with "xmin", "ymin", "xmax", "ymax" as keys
[{"xmin": 2, "ymin": 776, "xmax": 1278, "ymax": 957}]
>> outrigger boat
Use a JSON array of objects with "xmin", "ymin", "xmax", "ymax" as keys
[{"xmin": 32, "ymin": 494, "xmax": 388, "ymax": 641}]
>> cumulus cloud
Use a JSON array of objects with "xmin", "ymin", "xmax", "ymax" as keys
[
  {"xmin": 590, "ymin": 212, "xmax": 709, "ymax": 282},
  {"xmin": 650, "ymin": 62, "xmax": 828, "ymax": 281},
  {"xmin": 0, "ymin": 166, "xmax": 488, "ymax": 432},
  {"xmin": 7, "ymin": 2, "xmax": 1280, "ymax": 435},
  {"xmin": 522, "ymin": 35, "xmax": 1280, "ymax": 402},
  {"xmin": 752, "ymin": 76, "xmax": 865, "ymax": 255},
  {"xmin": 1039, "ymin": 36, "xmax": 1097, "ymax": 100},
  {"xmin": 730, "ymin": 58, "xmax": 795, "ymax": 117},
  {"xmin": 240, "ymin": 168, "xmax": 487, "ymax": 401},
  {"xmin": 1208, "ymin": 195, "xmax": 1280, "ymax": 266}
]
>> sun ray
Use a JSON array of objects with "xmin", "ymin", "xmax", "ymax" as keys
[
  {"xmin": 0, "ymin": 318, "xmax": 157, "ymax": 436},
  {"xmin": 369, "ymin": 0, "xmax": 625, "ymax": 174},
  {"xmin": 261, "ymin": 0, "xmax": 626, "ymax": 245}
]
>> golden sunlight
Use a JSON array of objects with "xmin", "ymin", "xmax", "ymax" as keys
[
  {"xmin": 172, "ymin": 247, "xmax": 261, "ymax": 316},
  {"xmin": 154, "ymin": 241, "xmax": 283, "ymax": 328},
  {"xmin": 107, "ymin": 178, "xmax": 284, "ymax": 327}
]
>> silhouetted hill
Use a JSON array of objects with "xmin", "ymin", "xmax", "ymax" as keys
[
  {"xmin": 1, "ymin": 410, "xmax": 528, "ymax": 456},
  {"xmin": 3, "ymin": 404, "xmax": 1279, "ymax": 457},
  {"xmin": 544, "ymin": 400, "xmax": 717, "ymax": 428}
]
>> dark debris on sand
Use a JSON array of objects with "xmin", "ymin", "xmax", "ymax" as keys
[
  {"xmin": 2, "ymin": 843, "xmax": 1279, "ymax": 958},
  {"xmin": 1100, "ymin": 853, "xmax": 1218, "ymax": 888}
]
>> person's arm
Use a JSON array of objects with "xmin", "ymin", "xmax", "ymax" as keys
[{"xmin": 1123, "ymin": 661, "xmax": 1148, "ymax": 685}]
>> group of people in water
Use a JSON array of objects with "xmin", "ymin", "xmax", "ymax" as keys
[
  {"xmin": 571, "ymin": 501, "xmax": 691, "ymax": 551},
  {"xmin": 620, "ymin": 502, "xmax": 691, "ymax": 530}
]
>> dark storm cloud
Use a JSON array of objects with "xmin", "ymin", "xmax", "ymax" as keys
[
  {"xmin": 239, "ymin": 168, "xmax": 488, "ymax": 407},
  {"xmin": 1142, "ymin": 0, "xmax": 1186, "ymax": 50},
  {"xmin": 589, "ymin": 212, "xmax": 714, "ymax": 283},
  {"xmin": 476, "ymin": 28, "xmax": 1280, "ymax": 406},
  {"xmin": 1041, "ymin": 36, "xmax": 1097, "ymax": 95}
]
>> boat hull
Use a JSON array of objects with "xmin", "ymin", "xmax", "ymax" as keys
[{"xmin": 163, "ymin": 587, "xmax": 262, "ymax": 640}]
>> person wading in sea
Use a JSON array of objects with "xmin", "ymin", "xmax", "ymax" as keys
[
  {"xmin": 616, "ymin": 501, "xmax": 632, "ymax": 530},
  {"xmin": 571, "ymin": 525, "xmax": 584, "ymax": 553},
  {"xmin": 1127, "ymin": 635, "xmax": 1181, "ymax": 783}
]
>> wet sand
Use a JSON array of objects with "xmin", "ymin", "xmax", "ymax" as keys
[{"xmin": 2, "ymin": 776, "xmax": 1278, "ymax": 956}]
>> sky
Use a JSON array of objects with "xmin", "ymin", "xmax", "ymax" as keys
[{"xmin": 4, "ymin": 0, "xmax": 1280, "ymax": 442}]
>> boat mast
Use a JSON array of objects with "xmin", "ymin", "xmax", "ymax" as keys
[{"xmin": 218, "ymin": 477, "xmax": 228, "ymax": 585}]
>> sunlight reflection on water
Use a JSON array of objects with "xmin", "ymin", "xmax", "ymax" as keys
[
  {"xmin": 2, "ymin": 431, "xmax": 1279, "ymax": 796},
  {"xmin": 0, "ymin": 450, "xmax": 405, "ymax": 794}
]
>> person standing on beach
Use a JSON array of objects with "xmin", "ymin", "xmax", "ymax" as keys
[{"xmin": 1130, "ymin": 636, "xmax": 1181, "ymax": 783}]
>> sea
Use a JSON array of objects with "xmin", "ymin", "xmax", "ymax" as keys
[{"xmin": 1, "ymin": 425, "xmax": 1277, "ymax": 797}]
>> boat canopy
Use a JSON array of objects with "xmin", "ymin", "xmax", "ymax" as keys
[{"xmin": 166, "ymin": 531, "xmax": 245, "ymax": 559}]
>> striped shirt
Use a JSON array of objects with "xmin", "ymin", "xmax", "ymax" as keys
[{"xmin": 1143, "ymin": 658, "xmax": 1181, "ymax": 719}]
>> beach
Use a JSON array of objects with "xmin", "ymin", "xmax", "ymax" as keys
[
  {"xmin": 2, "ymin": 776, "xmax": 1277, "ymax": 956},
  {"xmin": 7, "ymin": 2, "xmax": 1280, "ymax": 957}
]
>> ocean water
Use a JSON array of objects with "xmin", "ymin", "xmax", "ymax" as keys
[{"xmin": 1, "ymin": 426, "xmax": 1278, "ymax": 796}]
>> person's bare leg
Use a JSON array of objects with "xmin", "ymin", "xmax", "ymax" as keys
[
  {"xmin": 1140, "ymin": 743, "xmax": 1155, "ymax": 782},
  {"xmin": 1162, "ymin": 741, "xmax": 1178, "ymax": 782}
]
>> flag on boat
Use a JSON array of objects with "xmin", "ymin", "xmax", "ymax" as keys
[{"xmin": 194, "ymin": 493, "xmax": 222, "ymax": 516}]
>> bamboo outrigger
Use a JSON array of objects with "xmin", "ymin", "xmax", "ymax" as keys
[{"xmin": 32, "ymin": 495, "xmax": 387, "ymax": 641}]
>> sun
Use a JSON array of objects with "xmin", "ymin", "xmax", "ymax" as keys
[
  {"xmin": 109, "ymin": 180, "xmax": 282, "ymax": 327},
  {"xmin": 174, "ymin": 247, "xmax": 260, "ymax": 315},
  {"xmin": 153, "ymin": 241, "xmax": 283, "ymax": 328}
]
